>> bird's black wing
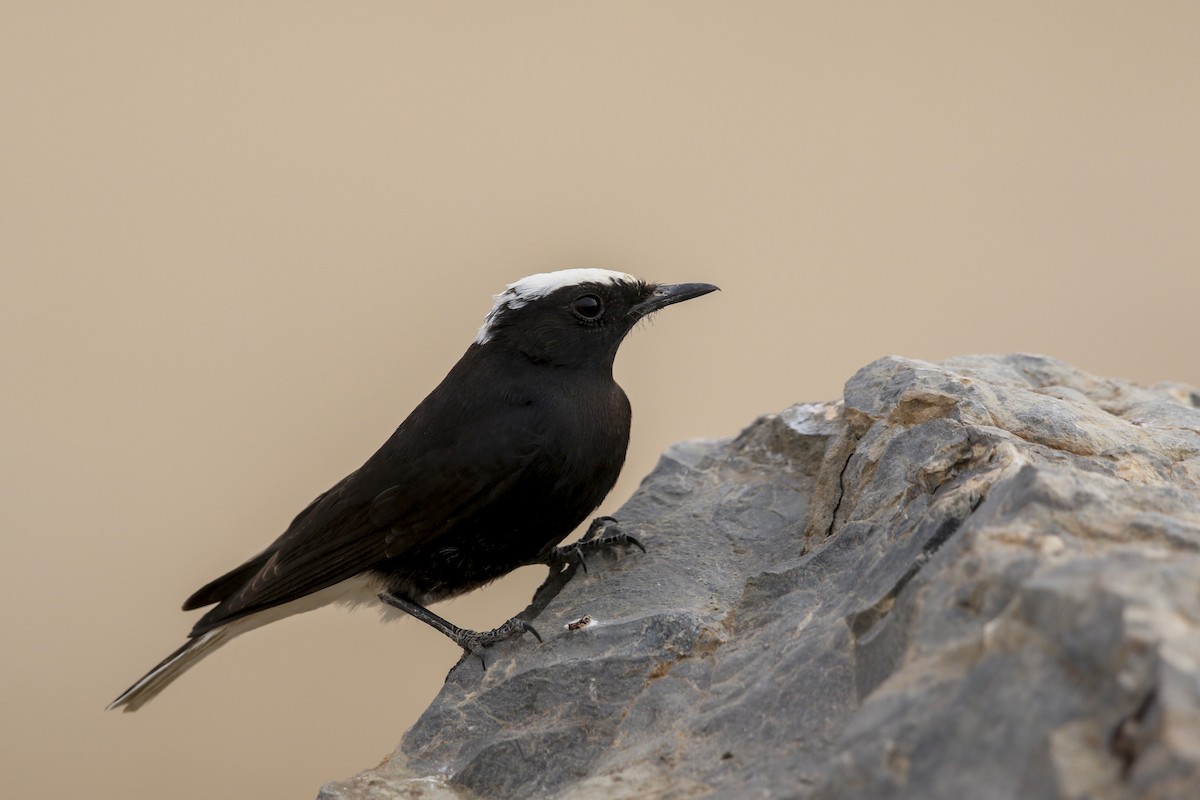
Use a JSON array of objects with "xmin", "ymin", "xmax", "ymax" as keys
[
  {"xmin": 188, "ymin": 395, "xmax": 545, "ymax": 637},
  {"xmin": 182, "ymin": 479, "xmax": 346, "ymax": 611}
]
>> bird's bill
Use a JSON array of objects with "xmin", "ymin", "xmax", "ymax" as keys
[{"xmin": 631, "ymin": 282, "xmax": 720, "ymax": 317}]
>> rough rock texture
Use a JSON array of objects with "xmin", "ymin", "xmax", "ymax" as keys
[{"xmin": 319, "ymin": 354, "xmax": 1200, "ymax": 800}]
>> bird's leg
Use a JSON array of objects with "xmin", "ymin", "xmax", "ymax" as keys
[
  {"xmin": 544, "ymin": 516, "xmax": 646, "ymax": 574},
  {"xmin": 378, "ymin": 591, "xmax": 541, "ymax": 668}
]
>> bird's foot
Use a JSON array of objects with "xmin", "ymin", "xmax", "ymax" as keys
[
  {"xmin": 457, "ymin": 617, "xmax": 543, "ymax": 660},
  {"xmin": 546, "ymin": 516, "xmax": 646, "ymax": 574},
  {"xmin": 583, "ymin": 515, "xmax": 621, "ymax": 542},
  {"xmin": 379, "ymin": 591, "xmax": 542, "ymax": 669}
]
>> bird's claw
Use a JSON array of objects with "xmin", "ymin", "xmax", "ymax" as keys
[
  {"xmin": 457, "ymin": 617, "xmax": 542, "ymax": 669},
  {"xmin": 607, "ymin": 532, "xmax": 646, "ymax": 554},
  {"xmin": 546, "ymin": 517, "xmax": 645, "ymax": 573}
]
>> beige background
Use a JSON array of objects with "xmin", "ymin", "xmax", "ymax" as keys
[{"xmin": 3, "ymin": 3, "xmax": 1198, "ymax": 798}]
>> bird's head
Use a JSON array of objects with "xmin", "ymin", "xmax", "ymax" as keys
[{"xmin": 475, "ymin": 268, "xmax": 718, "ymax": 368}]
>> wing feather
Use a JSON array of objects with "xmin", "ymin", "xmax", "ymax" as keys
[{"xmin": 189, "ymin": 395, "xmax": 543, "ymax": 636}]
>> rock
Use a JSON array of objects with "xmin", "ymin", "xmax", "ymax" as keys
[{"xmin": 319, "ymin": 354, "xmax": 1200, "ymax": 800}]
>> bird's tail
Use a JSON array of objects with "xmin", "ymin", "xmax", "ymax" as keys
[{"xmin": 108, "ymin": 626, "xmax": 234, "ymax": 712}]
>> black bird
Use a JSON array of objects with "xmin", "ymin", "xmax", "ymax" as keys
[{"xmin": 109, "ymin": 269, "xmax": 718, "ymax": 711}]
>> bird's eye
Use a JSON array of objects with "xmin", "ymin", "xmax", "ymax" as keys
[{"xmin": 572, "ymin": 294, "xmax": 604, "ymax": 320}]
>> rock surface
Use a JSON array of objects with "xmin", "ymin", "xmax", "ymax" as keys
[{"xmin": 319, "ymin": 354, "xmax": 1200, "ymax": 800}]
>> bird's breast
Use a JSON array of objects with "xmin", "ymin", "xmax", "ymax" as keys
[{"xmin": 372, "ymin": 373, "xmax": 632, "ymax": 602}]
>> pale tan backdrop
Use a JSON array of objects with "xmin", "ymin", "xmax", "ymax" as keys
[{"xmin": 3, "ymin": 3, "xmax": 1198, "ymax": 798}]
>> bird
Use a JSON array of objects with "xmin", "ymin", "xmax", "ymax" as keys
[{"xmin": 109, "ymin": 268, "xmax": 718, "ymax": 712}]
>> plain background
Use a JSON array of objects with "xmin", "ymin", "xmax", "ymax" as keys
[{"xmin": 4, "ymin": 3, "xmax": 1198, "ymax": 798}]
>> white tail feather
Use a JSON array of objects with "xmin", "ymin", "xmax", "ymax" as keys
[
  {"xmin": 108, "ymin": 574, "xmax": 388, "ymax": 712},
  {"xmin": 107, "ymin": 626, "xmax": 233, "ymax": 712}
]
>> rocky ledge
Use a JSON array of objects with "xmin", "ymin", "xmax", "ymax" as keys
[{"xmin": 320, "ymin": 354, "xmax": 1200, "ymax": 800}]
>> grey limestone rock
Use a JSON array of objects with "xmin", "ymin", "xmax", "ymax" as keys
[{"xmin": 319, "ymin": 354, "xmax": 1200, "ymax": 800}]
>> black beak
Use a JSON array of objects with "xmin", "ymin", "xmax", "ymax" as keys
[{"xmin": 631, "ymin": 282, "xmax": 720, "ymax": 318}]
